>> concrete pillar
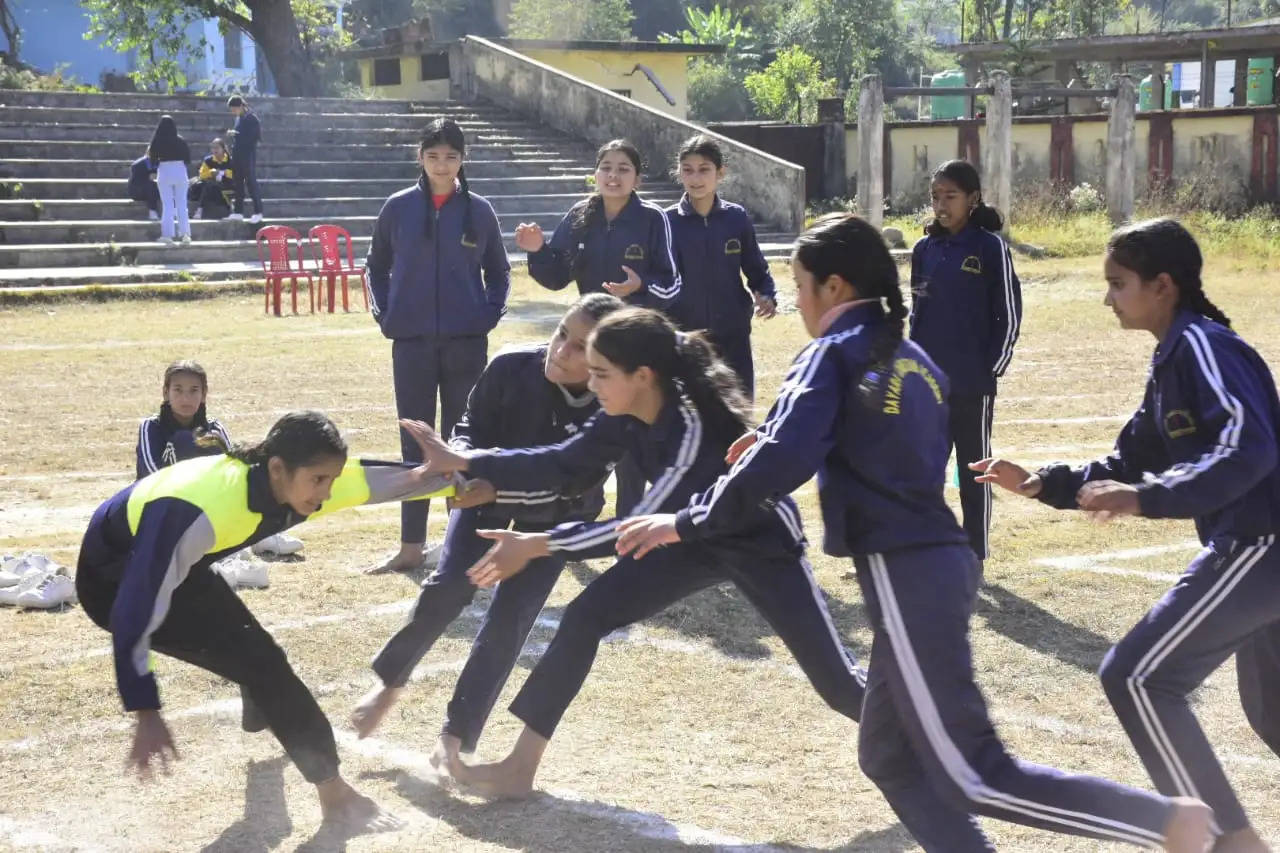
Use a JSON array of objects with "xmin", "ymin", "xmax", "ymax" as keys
[
  {"xmin": 818, "ymin": 96, "xmax": 848, "ymax": 199},
  {"xmin": 448, "ymin": 39, "xmax": 473, "ymax": 101},
  {"xmin": 857, "ymin": 74, "xmax": 884, "ymax": 229},
  {"xmin": 1201, "ymin": 41, "xmax": 1215, "ymax": 107},
  {"xmin": 1150, "ymin": 64, "xmax": 1165, "ymax": 110},
  {"xmin": 983, "ymin": 70, "xmax": 1012, "ymax": 232},
  {"xmin": 1107, "ymin": 74, "xmax": 1137, "ymax": 224},
  {"xmin": 1234, "ymin": 57, "xmax": 1248, "ymax": 106}
]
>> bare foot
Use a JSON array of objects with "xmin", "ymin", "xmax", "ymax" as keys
[
  {"xmin": 350, "ymin": 685, "xmax": 403, "ymax": 739},
  {"xmin": 451, "ymin": 753, "xmax": 536, "ymax": 799},
  {"xmin": 363, "ymin": 545, "xmax": 423, "ymax": 576},
  {"xmin": 317, "ymin": 776, "xmax": 403, "ymax": 832},
  {"xmin": 428, "ymin": 734, "xmax": 462, "ymax": 778},
  {"xmin": 1163, "ymin": 797, "xmax": 1213, "ymax": 853},
  {"xmin": 1213, "ymin": 827, "xmax": 1272, "ymax": 853}
]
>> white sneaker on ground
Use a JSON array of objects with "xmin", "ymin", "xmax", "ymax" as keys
[
  {"xmin": 0, "ymin": 570, "xmax": 51, "ymax": 606},
  {"xmin": 180, "ymin": 234, "xmax": 192, "ymax": 244},
  {"xmin": 423, "ymin": 541, "xmax": 444, "ymax": 570},
  {"xmin": 231, "ymin": 559, "xmax": 270, "ymax": 589},
  {"xmin": 157, "ymin": 236, "xmax": 174, "ymax": 245},
  {"xmin": 0, "ymin": 554, "xmax": 55, "ymax": 588},
  {"xmin": 16, "ymin": 573, "xmax": 77, "ymax": 609},
  {"xmin": 193, "ymin": 208, "xmax": 203, "ymax": 220},
  {"xmin": 227, "ymin": 213, "xmax": 244, "ymax": 221},
  {"xmin": 252, "ymin": 532, "xmax": 303, "ymax": 557},
  {"xmin": 148, "ymin": 210, "xmax": 160, "ymax": 221},
  {"xmin": 248, "ymin": 213, "xmax": 263, "ymax": 224}
]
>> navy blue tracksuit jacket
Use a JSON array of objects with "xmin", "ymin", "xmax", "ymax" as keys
[
  {"xmin": 676, "ymin": 301, "xmax": 967, "ymax": 557},
  {"xmin": 128, "ymin": 156, "xmax": 157, "ymax": 203},
  {"xmin": 527, "ymin": 192, "xmax": 681, "ymax": 313},
  {"xmin": 366, "ymin": 181, "xmax": 511, "ymax": 341},
  {"xmin": 1035, "ymin": 309, "xmax": 1280, "ymax": 837},
  {"xmin": 909, "ymin": 223, "xmax": 1021, "ymax": 397},
  {"xmin": 665, "ymin": 194, "xmax": 774, "ymax": 393},
  {"xmin": 449, "ymin": 344, "xmax": 607, "ymax": 527},
  {"xmin": 135, "ymin": 404, "xmax": 231, "ymax": 480},
  {"xmin": 230, "ymin": 110, "xmax": 260, "ymax": 158}
]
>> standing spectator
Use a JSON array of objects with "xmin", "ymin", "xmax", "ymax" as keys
[
  {"xmin": 226, "ymin": 95, "xmax": 263, "ymax": 224},
  {"xmin": 128, "ymin": 152, "xmax": 160, "ymax": 221},
  {"xmin": 148, "ymin": 115, "xmax": 191, "ymax": 245}
]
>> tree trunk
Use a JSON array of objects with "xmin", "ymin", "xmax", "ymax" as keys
[
  {"xmin": 247, "ymin": 0, "xmax": 321, "ymax": 97},
  {"xmin": 1001, "ymin": 0, "xmax": 1015, "ymax": 39}
]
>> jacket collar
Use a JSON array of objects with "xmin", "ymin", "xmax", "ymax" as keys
[
  {"xmin": 822, "ymin": 299, "xmax": 884, "ymax": 337},
  {"xmin": 934, "ymin": 221, "xmax": 983, "ymax": 246},
  {"xmin": 246, "ymin": 463, "xmax": 287, "ymax": 516},
  {"xmin": 676, "ymin": 193, "xmax": 726, "ymax": 218},
  {"xmin": 1153, "ymin": 309, "xmax": 1199, "ymax": 367}
]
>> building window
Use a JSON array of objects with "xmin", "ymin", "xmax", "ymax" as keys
[
  {"xmin": 611, "ymin": 89, "xmax": 632, "ymax": 98},
  {"xmin": 224, "ymin": 27, "xmax": 243, "ymax": 70},
  {"xmin": 374, "ymin": 58, "xmax": 401, "ymax": 87},
  {"xmin": 420, "ymin": 53, "xmax": 450, "ymax": 81}
]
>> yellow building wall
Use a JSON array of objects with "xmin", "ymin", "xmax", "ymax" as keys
[
  {"xmin": 1010, "ymin": 123, "xmax": 1051, "ymax": 188},
  {"xmin": 1170, "ymin": 113, "xmax": 1253, "ymax": 178},
  {"xmin": 887, "ymin": 125, "xmax": 957, "ymax": 202},
  {"xmin": 517, "ymin": 48, "xmax": 691, "ymax": 118},
  {"xmin": 1072, "ymin": 120, "xmax": 1109, "ymax": 187},
  {"xmin": 357, "ymin": 56, "xmax": 450, "ymax": 101}
]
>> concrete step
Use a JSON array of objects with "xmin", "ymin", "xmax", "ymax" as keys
[
  {"xmin": 0, "ymin": 139, "xmax": 584, "ymax": 164},
  {"xmin": 0, "ymin": 105, "xmax": 536, "ymax": 132},
  {"xmin": 0, "ymin": 231, "xmax": 798, "ymax": 270},
  {"xmin": 0, "ymin": 157, "xmax": 591, "ymax": 181},
  {"xmin": 1, "ymin": 174, "xmax": 604, "ymax": 200},
  {"xmin": 0, "ymin": 209, "xmax": 632, "ymax": 244},
  {"xmin": 0, "ymin": 191, "xmax": 685, "ymax": 222},
  {"xmin": 0, "ymin": 91, "xmax": 490, "ymax": 115},
  {"xmin": 0, "ymin": 122, "xmax": 583, "ymax": 147}
]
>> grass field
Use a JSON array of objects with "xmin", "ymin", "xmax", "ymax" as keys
[{"xmin": 1, "ymin": 249, "xmax": 1278, "ymax": 852}]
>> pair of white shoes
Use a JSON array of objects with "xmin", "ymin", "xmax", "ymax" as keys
[
  {"xmin": 157, "ymin": 235, "xmax": 192, "ymax": 245},
  {"xmin": 212, "ymin": 533, "xmax": 304, "ymax": 590},
  {"xmin": 0, "ymin": 554, "xmax": 77, "ymax": 609},
  {"xmin": 226, "ymin": 213, "xmax": 264, "ymax": 224}
]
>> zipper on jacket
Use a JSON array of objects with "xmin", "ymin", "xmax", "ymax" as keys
[{"xmin": 432, "ymin": 205, "xmax": 441, "ymax": 338}]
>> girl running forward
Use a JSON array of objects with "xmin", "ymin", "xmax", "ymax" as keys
[
  {"xmin": 622, "ymin": 213, "xmax": 1210, "ymax": 852},
  {"xmin": 909, "ymin": 159, "xmax": 1021, "ymax": 562},
  {"xmin": 397, "ymin": 306, "xmax": 866, "ymax": 798},
  {"xmin": 78, "ymin": 411, "xmax": 454, "ymax": 830},
  {"xmin": 365, "ymin": 117, "xmax": 510, "ymax": 575},
  {"xmin": 350, "ymin": 294, "xmax": 624, "ymax": 771},
  {"xmin": 975, "ymin": 217, "xmax": 1280, "ymax": 852},
  {"xmin": 665, "ymin": 134, "xmax": 776, "ymax": 398}
]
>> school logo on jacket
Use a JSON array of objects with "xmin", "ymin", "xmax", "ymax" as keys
[
  {"xmin": 961, "ymin": 255, "xmax": 983, "ymax": 274},
  {"xmin": 623, "ymin": 244, "xmax": 646, "ymax": 261},
  {"xmin": 1164, "ymin": 409, "xmax": 1197, "ymax": 439},
  {"xmin": 724, "ymin": 238, "xmax": 742, "ymax": 255}
]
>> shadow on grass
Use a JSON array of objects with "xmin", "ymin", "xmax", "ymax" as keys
[
  {"xmin": 975, "ymin": 582, "xmax": 1115, "ymax": 673},
  {"xmin": 360, "ymin": 768, "xmax": 915, "ymax": 853},
  {"xmin": 201, "ymin": 756, "xmax": 292, "ymax": 853}
]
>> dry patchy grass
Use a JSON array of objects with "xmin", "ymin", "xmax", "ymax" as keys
[{"xmin": 1, "ymin": 261, "xmax": 1278, "ymax": 851}]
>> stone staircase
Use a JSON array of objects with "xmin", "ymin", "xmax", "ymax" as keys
[{"xmin": 0, "ymin": 92, "xmax": 794, "ymax": 292}]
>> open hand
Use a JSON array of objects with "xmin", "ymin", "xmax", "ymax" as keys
[
  {"xmin": 753, "ymin": 293, "xmax": 777, "ymax": 319},
  {"xmin": 616, "ymin": 514, "xmax": 680, "ymax": 560},
  {"xmin": 128, "ymin": 710, "xmax": 178, "ymax": 781},
  {"xmin": 725, "ymin": 431, "xmax": 759, "ymax": 465},
  {"xmin": 399, "ymin": 419, "xmax": 468, "ymax": 475},
  {"xmin": 467, "ymin": 529, "xmax": 552, "ymax": 588},
  {"xmin": 970, "ymin": 458, "xmax": 1041, "ymax": 497},
  {"xmin": 447, "ymin": 478, "xmax": 497, "ymax": 511},
  {"xmin": 603, "ymin": 265, "xmax": 642, "ymax": 299},
  {"xmin": 1076, "ymin": 480, "xmax": 1141, "ymax": 520}
]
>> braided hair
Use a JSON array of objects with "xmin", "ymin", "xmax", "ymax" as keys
[
  {"xmin": 794, "ymin": 213, "xmax": 908, "ymax": 406},
  {"xmin": 1107, "ymin": 218, "xmax": 1231, "ymax": 328},
  {"xmin": 589, "ymin": 307, "xmax": 750, "ymax": 450},
  {"xmin": 418, "ymin": 118, "xmax": 476, "ymax": 245},
  {"xmin": 221, "ymin": 410, "xmax": 348, "ymax": 469},
  {"xmin": 573, "ymin": 139, "xmax": 643, "ymax": 237},
  {"xmin": 925, "ymin": 159, "xmax": 1004, "ymax": 237}
]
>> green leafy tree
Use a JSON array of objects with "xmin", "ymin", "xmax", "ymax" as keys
[
  {"xmin": 82, "ymin": 0, "xmax": 344, "ymax": 96},
  {"xmin": 508, "ymin": 0, "xmax": 635, "ymax": 40},
  {"xmin": 744, "ymin": 44, "xmax": 836, "ymax": 123},
  {"xmin": 772, "ymin": 0, "xmax": 901, "ymax": 91},
  {"xmin": 659, "ymin": 3, "xmax": 762, "ymax": 69},
  {"xmin": 660, "ymin": 3, "xmax": 763, "ymax": 120}
]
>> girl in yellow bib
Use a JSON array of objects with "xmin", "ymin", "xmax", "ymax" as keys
[{"xmin": 75, "ymin": 410, "xmax": 453, "ymax": 831}]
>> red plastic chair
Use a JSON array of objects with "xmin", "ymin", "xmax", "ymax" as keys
[
  {"xmin": 256, "ymin": 225, "xmax": 314, "ymax": 316},
  {"xmin": 308, "ymin": 224, "xmax": 370, "ymax": 313}
]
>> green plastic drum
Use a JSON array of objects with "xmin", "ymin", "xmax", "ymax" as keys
[
  {"xmin": 1248, "ymin": 58, "xmax": 1275, "ymax": 106},
  {"xmin": 931, "ymin": 69, "xmax": 968, "ymax": 120}
]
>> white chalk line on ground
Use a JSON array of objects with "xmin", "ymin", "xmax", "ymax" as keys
[
  {"xmin": 1034, "ymin": 540, "xmax": 1202, "ymax": 582},
  {"xmin": 0, "ymin": 814, "xmax": 103, "ymax": 853}
]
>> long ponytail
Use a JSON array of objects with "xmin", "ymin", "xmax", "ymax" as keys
[
  {"xmin": 224, "ymin": 410, "xmax": 348, "ymax": 469},
  {"xmin": 589, "ymin": 308, "xmax": 749, "ymax": 448},
  {"xmin": 1106, "ymin": 217, "xmax": 1231, "ymax": 328}
]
